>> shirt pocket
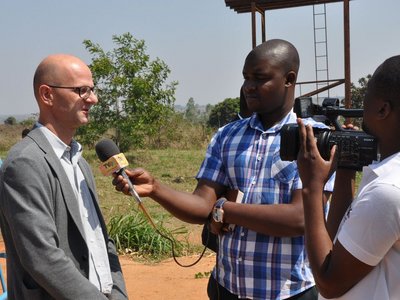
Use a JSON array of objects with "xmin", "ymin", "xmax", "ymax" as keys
[{"xmin": 271, "ymin": 150, "xmax": 298, "ymax": 183}]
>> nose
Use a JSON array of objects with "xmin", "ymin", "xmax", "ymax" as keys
[
  {"xmin": 242, "ymin": 80, "xmax": 256, "ymax": 93},
  {"xmin": 85, "ymin": 91, "xmax": 98, "ymax": 104}
]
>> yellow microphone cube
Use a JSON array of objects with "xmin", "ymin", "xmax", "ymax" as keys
[{"xmin": 99, "ymin": 153, "xmax": 129, "ymax": 176}]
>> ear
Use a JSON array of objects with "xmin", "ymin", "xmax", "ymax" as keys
[
  {"xmin": 377, "ymin": 100, "xmax": 391, "ymax": 120},
  {"xmin": 285, "ymin": 71, "xmax": 297, "ymax": 87},
  {"xmin": 38, "ymin": 85, "xmax": 54, "ymax": 107}
]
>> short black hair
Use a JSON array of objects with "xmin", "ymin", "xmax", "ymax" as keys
[{"xmin": 368, "ymin": 55, "xmax": 400, "ymax": 108}]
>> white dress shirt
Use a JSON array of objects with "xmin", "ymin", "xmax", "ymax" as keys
[{"xmin": 37, "ymin": 123, "xmax": 113, "ymax": 294}]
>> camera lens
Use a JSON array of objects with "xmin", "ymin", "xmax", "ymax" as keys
[
  {"xmin": 315, "ymin": 130, "xmax": 332, "ymax": 161},
  {"xmin": 280, "ymin": 124, "xmax": 300, "ymax": 161}
]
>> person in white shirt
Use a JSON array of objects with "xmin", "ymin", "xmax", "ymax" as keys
[{"xmin": 295, "ymin": 55, "xmax": 400, "ymax": 300}]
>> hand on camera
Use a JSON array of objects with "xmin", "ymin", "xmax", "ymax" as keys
[
  {"xmin": 296, "ymin": 118, "xmax": 338, "ymax": 188},
  {"xmin": 342, "ymin": 123, "xmax": 360, "ymax": 131}
]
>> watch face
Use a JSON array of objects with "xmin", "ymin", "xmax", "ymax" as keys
[{"xmin": 213, "ymin": 208, "xmax": 223, "ymax": 223}]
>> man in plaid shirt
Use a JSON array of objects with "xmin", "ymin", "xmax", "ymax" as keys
[{"xmin": 113, "ymin": 39, "xmax": 333, "ymax": 299}]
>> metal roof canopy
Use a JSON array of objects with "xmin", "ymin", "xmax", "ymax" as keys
[
  {"xmin": 225, "ymin": 0, "xmax": 344, "ymax": 13},
  {"xmin": 225, "ymin": 0, "xmax": 352, "ymax": 107}
]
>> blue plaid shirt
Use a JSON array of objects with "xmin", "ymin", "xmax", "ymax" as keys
[{"xmin": 197, "ymin": 111, "xmax": 334, "ymax": 299}]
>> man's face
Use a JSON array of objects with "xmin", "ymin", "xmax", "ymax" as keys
[
  {"xmin": 50, "ymin": 63, "xmax": 98, "ymax": 130},
  {"xmin": 241, "ymin": 54, "xmax": 290, "ymax": 116},
  {"xmin": 361, "ymin": 89, "xmax": 377, "ymax": 136}
]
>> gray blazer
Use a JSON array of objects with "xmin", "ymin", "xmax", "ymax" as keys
[{"xmin": 0, "ymin": 128, "xmax": 128, "ymax": 299}]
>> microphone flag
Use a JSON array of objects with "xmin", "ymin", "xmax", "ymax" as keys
[{"xmin": 99, "ymin": 153, "xmax": 129, "ymax": 176}]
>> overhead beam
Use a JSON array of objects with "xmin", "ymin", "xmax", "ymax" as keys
[{"xmin": 226, "ymin": 0, "xmax": 344, "ymax": 13}]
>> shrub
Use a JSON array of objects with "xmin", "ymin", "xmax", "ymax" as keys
[
  {"xmin": 107, "ymin": 209, "xmax": 189, "ymax": 261},
  {"xmin": 4, "ymin": 116, "xmax": 17, "ymax": 125}
]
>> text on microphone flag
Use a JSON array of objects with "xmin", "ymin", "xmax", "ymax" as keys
[{"xmin": 99, "ymin": 153, "xmax": 129, "ymax": 176}]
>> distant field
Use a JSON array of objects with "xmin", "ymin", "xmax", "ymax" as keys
[
  {"xmin": 86, "ymin": 148, "xmax": 206, "ymax": 223},
  {"xmin": 0, "ymin": 124, "xmax": 207, "ymax": 249},
  {"xmin": 0, "ymin": 124, "xmax": 32, "ymax": 153}
]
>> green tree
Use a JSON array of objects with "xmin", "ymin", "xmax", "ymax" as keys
[
  {"xmin": 348, "ymin": 75, "xmax": 371, "ymax": 128},
  {"xmin": 78, "ymin": 33, "xmax": 178, "ymax": 151},
  {"xmin": 4, "ymin": 116, "xmax": 17, "ymax": 125},
  {"xmin": 201, "ymin": 104, "xmax": 214, "ymax": 124},
  {"xmin": 184, "ymin": 97, "xmax": 198, "ymax": 123},
  {"xmin": 350, "ymin": 74, "xmax": 371, "ymax": 109},
  {"xmin": 207, "ymin": 97, "xmax": 240, "ymax": 128},
  {"xmin": 20, "ymin": 113, "xmax": 38, "ymax": 127}
]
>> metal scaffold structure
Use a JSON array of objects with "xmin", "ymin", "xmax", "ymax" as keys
[{"xmin": 224, "ymin": 0, "xmax": 352, "ymax": 108}]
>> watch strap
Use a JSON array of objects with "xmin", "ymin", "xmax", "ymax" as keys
[
  {"xmin": 215, "ymin": 197, "xmax": 227, "ymax": 209},
  {"xmin": 213, "ymin": 197, "xmax": 227, "ymax": 223}
]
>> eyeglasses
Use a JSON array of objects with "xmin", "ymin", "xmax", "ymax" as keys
[{"xmin": 47, "ymin": 85, "xmax": 96, "ymax": 100}]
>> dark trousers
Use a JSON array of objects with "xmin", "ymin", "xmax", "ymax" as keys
[{"xmin": 207, "ymin": 275, "xmax": 318, "ymax": 300}]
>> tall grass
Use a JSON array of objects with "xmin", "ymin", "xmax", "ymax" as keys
[
  {"xmin": 85, "ymin": 147, "xmax": 208, "ymax": 260},
  {"xmin": 107, "ymin": 210, "xmax": 190, "ymax": 261}
]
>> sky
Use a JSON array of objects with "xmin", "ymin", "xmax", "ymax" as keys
[{"xmin": 1, "ymin": 0, "xmax": 399, "ymax": 116}]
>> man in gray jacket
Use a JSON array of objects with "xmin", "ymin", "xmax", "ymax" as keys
[{"xmin": 0, "ymin": 54, "xmax": 128, "ymax": 299}]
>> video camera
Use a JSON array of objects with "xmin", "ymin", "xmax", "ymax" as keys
[{"xmin": 280, "ymin": 97, "xmax": 378, "ymax": 171}]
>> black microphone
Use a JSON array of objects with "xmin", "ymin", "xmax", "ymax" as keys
[{"xmin": 95, "ymin": 138, "xmax": 142, "ymax": 204}]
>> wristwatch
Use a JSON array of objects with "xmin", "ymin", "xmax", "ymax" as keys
[{"xmin": 212, "ymin": 198, "xmax": 227, "ymax": 223}]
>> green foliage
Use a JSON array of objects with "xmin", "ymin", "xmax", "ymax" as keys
[
  {"xmin": 194, "ymin": 271, "xmax": 212, "ymax": 279},
  {"xmin": 78, "ymin": 32, "xmax": 178, "ymax": 152},
  {"xmin": 184, "ymin": 97, "xmax": 198, "ymax": 123},
  {"xmin": 19, "ymin": 116, "xmax": 37, "ymax": 127},
  {"xmin": 207, "ymin": 97, "xmax": 240, "ymax": 128},
  {"xmin": 350, "ymin": 75, "xmax": 371, "ymax": 127},
  {"xmin": 4, "ymin": 116, "xmax": 17, "ymax": 125},
  {"xmin": 144, "ymin": 112, "xmax": 211, "ymax": 149},
  {"xmin": 351, "ymin": 75, "xmax": 371, "ymax": 109},
  {"xmin": 184, "ymin": 97, "xmax": 213, "ymax": 125},
  {"xmin": 108, "ymin": 209, "xmax": 188, "ymax": 260}
]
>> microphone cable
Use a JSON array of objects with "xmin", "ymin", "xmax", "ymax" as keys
[
  {"xmin": 133, "ymin": 199, "xmax": 210, "ymax": 268},
  {"xmin": 95, "ymin": 138, "xmax": 212, "ymax": 267}
]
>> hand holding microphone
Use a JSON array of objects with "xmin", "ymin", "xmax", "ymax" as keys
[
  {"xmin": 95, "ymin": 138, "xmax": 208, "ymax": 267},
  {"xmin": 95, "ymin": 138, "xmax": 155, "ymax": 200},
  {"xmin": 95, "ymin": 139, "xmax": 157, "ymax": 228},
  {"xmin": 112, "ymin": 168, "xmax": 155, "ymax": 198}
]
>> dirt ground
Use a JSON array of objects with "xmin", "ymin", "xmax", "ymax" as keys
[
  {"xmin": 121, "ymin": 253, "xmax": 215, "ymax": 299},
  {"xmin": 0, "ymin": 240, "xmax": 216, "ymax": 299}
]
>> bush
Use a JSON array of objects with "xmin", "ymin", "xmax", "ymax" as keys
[
  {"xmin": 4, "ymin": 116, "xmax": 17, "ymax": 125},
  {"xmin": 107, "ymin": 209, "xmax": 189, "ymax": 261}
]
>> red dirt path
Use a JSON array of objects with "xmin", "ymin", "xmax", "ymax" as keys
[{"xmin": 0, "ymin": 240, "xmax": 216, "ymax": 299}]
